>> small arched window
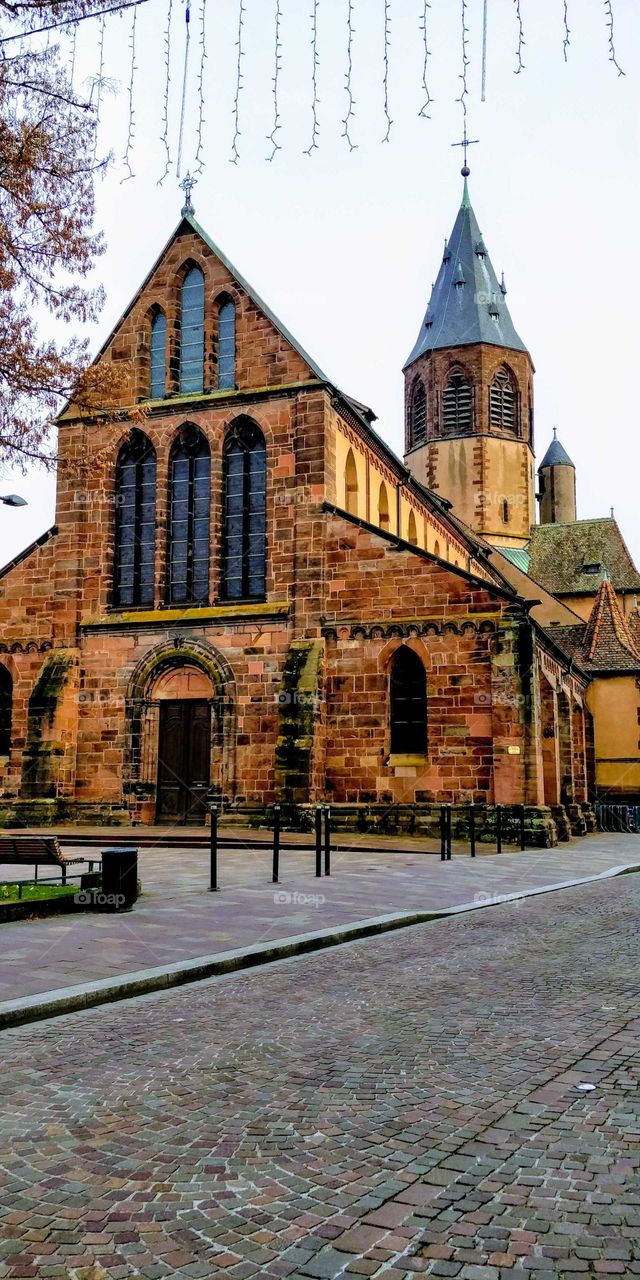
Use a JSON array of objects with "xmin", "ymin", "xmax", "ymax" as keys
[
  {"xmin": 407, "ymin": 511, "xmax": 418, "ymax": 545},
  {"xmin": 490, "ymin": 367, "xmax": 518, "ymax": 432},
  {"xmin": 502, "ymin": 499, "xmax": 510, "ymax": 523},
  {"xmin": 442, "ymin": 370, "xmax": 472, "ymax": 434},
  {"xmin": 168, "ymin": 426, "xmax": 211, "ymax": 604},
  {"xmin": 390, "ymin": 648, "xmax": 427, "ymax": 756},
  {"xmin": 114, "ymin": 431, "xmax": 157, "ymax": 608},
  {"xmin": 409, "ymin": 379, "xmax": 427, "ymax": 447},
  {"xmin": 378, "ymin": 482, "xmax": 390, "ymax": 529},
  {"xmin": 223, "ymin": 419, "xmax": 267, "ymax": 600},
  {"xmin": 180, "ymin": 266, "xmax": 205, "ymax": 394},
  {"xmin": 345, "ymin": 449, "xmax": 358, "ymax": 516},
  {"xmin": 217, "ymin": 297, "xmax": 236, "ymax": 390},
  {"xmin": 434, "ymin": 540, "xmax": 441, "ymax": 558},
  {"xmin": 149, "ymin": 310, "xmax": 166, "ymax": 399},
  {"xmin": 0, "ymin": 665, "xmax": 12, "ymax": 756}
]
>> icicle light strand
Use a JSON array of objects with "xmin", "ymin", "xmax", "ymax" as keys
[
  {"xmin": 93, "ymin": 11, "xmax": 106, "ymax": 156},
  {"xmin": 458, "ymin": 0, "xmax": 470, "ymax": 121},
  {"xmin": 121, "ymin": 4, "xmax": 138, "ymax": 180},
  {"xmin": 419, "ymin": 1, "xmax": 433, "ymax": 118},
  {"xmin": 382, "ymin": 0, "xmax": 392, "ymax": 142},
  {"xmin": 267, "ymin": 0, "xmax": 283, "ymax": 161},
  {"xmin": 304, "ymin": 0, "xmax": 320, "ymax": 155},
  {"xmin": 194, "ymin": 0, "xmax": 207, "ymax": 172},
  {"xmin": 514, "ymin": 0, "xmax": 525, "ymax": 73},
  {"xmin": 231, "ymin": 0, "xmax": 245, "ymax": 164},
  {"xmin": 604, "ymin": 0, "xmax": 625, "ymax": 75},
  {"xmin": 563, "ymin": 1, "xmax": 570, "ymax": 61},
  {"xmin": 158, "ymin": 0, "xmax": 173, "ymax": 185},
  {"xmin": 342, "ymin": 0, "xmax": 357, "ymax": 151}
]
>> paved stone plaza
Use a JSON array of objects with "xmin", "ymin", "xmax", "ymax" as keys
[
  {"xmin": 1, "ymin": 834, "xmax": 639, "ymax": 1005},
  {"xmin": 0, "ymin": 873, "xmax": 639, "ymax": 1278}
]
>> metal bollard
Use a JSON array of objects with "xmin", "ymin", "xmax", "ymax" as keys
[
  {"xmin": 496, "ymin": 804, "xmax": 503, "ymax": 855},
  {"xmin": 440, "ymin": 805, "xmax": 447, "ymax": 861},
  {"xmin": 324, "ymin": 806, "xmax": 331, "ymax": 876},
  {"xmin": 315, "ymin": 806, "xmax": 322, "ymax": 877},
  {"xmin": 469, "ymin": 803, "xmax": 476, "ymax": 858},
  {"xmin": 273, "ymin": 804, "xmax": 281, "ymax": 884},
  {"xmin": 519, "ymin": 804, "xmax": 526, "ymax": 852},
  {"xmin": 446, "ymin": 805, "xmax": 452, "ymax": 860},
  {"xmin": 209, "ymin": 805, "xmax": 219, "ymax": 892}
]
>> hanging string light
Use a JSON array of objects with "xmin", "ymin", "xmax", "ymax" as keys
[
  {"xmin": 158, "ymin": 0, "xmax": 173, "ymax": 185},
  {"xmin": 418, "ymin": 1, "xmax": 433, "ymax": 119},
  {"xmin": 382, "ymin": 0, "xmax": 392, "ymax": 143},
  {"xmin": 514, "ymin": 0, "xmax": 525, "ymax": 74},
  {"xmin": 267, "ymin": 0, "xmax": 283, "ymax": 161},
  {"xmin": 604, "ymin": 0, "xmax": 625, "ymax": 76},
  {"xmin": 121, "ymin": 4, "xmax": 138, "ymax": 181},
  {"xmin": 92, "ymin": 11, "xmax": 107, "ymax": 157},
  {"xmin": 342, "ymin": 0, "xmax": 357, "ymax": 151},
  {"xmin": 194, "ymin": 0, "xmax": 208, "ymax": 173},
  {"xmin": 230, "ymin": 0, "xmax": 246, "ymax": 164},
  {"xmin": 304, "ymin": 0, "xmax": 321, "ymax": 156},
  {"xmin": 458, "ymin": 0, "xmax": 470, "ymax": 125},
  {"xmin": 68, "ymin": 20, "xmax": 77, "ymax": 90},
  {"xmin": 563, "ymin": 1, "xmax": 570, "ymax": 61}
]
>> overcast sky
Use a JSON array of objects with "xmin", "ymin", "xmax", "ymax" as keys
[{"xmin": 3, "ymin": 0, "xmax": 639, "ymax": 566}]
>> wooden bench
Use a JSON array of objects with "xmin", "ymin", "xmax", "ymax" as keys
[{"xmin": 0, "ymin": 835, "xmax": 98, "ymax": 884}]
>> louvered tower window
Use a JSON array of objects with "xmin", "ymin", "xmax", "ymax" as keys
[
  {"xmin": 442, "ymin": 372, "xmax": 472, "ymax": 433},
  {"xmin": 223, "ymin": 419, "xmax": 267, "ymax": 600},
  {"xmin": 390, "ymin": 648, "xmax": 427, "ymax": 755},
  {"xmin": 149, "ymin": 310, "xmax": 166, "ymax": 399},
  {"xmin": 409, "ymin": 379, "xmax": 427, "ymax": 447},
  {"xmin": 114, "ymin": 431, "xmax": 157, "ymax": 607},
  {"xmin": 490, "ymin": 368, "xmax": 518, "ymax": 433},
  {"xmin": 179, "ymin": 266, "xmax": 205, "ymax": 394},
  {"xmin": 0, "ymin": 665, "xmax": 12, "ymax": 756},
  {"xmin": 168, "ymin": 427, "xmax": 211, "ymax": 604},
  {"xmin": 217, "ymin": 297, "xmax": 236, "ymax": 390}
]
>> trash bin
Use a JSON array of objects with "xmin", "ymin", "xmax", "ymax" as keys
[{"xmin": 101, "ymin": 846, "xmax": 138, "ymax": 911}]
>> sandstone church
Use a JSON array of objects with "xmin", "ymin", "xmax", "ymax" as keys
[{"xmin": 0, "ymin": 174, "xmax": 638, "ymax": 843}]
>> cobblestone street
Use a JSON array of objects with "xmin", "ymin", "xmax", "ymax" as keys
[{"xmin": 0, "ymin": 875, "xmax": 638, "ymax": 1279}]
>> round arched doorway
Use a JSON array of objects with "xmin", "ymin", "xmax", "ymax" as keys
[{"xmin": 152, "ymin": 664, "xmax": 214, "ymax": 825}]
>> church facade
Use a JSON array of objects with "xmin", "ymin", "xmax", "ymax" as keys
[{"xmin": 0, "ymin": 180, "xmax": 637, "ymax": 840}]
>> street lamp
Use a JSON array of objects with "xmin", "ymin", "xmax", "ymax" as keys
[{"xmin": 0, "ymin": 495, "xmax": 26, "ymax": 507}]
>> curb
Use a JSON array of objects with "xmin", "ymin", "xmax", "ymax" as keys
[{"xmin": 1, "ymin": 861, "xmax": 638, "ymax": 1031}]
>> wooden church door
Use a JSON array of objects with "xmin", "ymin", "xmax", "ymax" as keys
[{"xmin": 156, "ymin": 700, "xmax": 211, "ymax": 825}]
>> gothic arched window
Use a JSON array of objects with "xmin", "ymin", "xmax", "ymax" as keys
[
  {"xmin": 168, "ymin": 427, "xmax": 211, "ymax": 604},
  {"xmin": 149, "ymin": 309, "xmax": 166, "ymax": 399},
  {"xmin": 217, "ymin": 297, "xmax": 236, "ymax": 390},
  {"xmin": 179, "ymin": 266, "xmax": 205, "ymax": 394},
  {"xmin": 223, "ymin": 419, "xmax": 267, "ymax": 600},
  {"xmin": 407, "ymin": 511, "xmax": 418, "ymax": 546},
  {"xmin": 378, "ymin": 482, "xmax": 390, "ymax": 529},
  {"xmin": 442, "ymin": 370, "xmax": 472, "ymax": 434},
  {"xmin": 390, "ymin": 647, "xmax": 427, "ymax": 756},
  {"xmin": 490, "ymin": 367, "xmax": 518, "ymax": 433},
  {"xmin": 0, "ymin": 665, "xmax": 12, "ymax": 756},
  {"xmin": 345, "ymin": 449, "xmax": 358, "ymax": 515},
  {"xmin": 114, "ymin": 431, "xmax": 157, "ymax": 608},
  {"xmin": 409, "ymin": 379, "xmax": 427, "ymax": 447}
]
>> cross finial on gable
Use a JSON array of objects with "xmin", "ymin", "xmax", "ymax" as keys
[{"xmin": 180, "ymin": 172, "xmax": 196, "ymax": 217}]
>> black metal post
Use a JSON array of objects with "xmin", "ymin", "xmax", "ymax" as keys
[
  {"xmin": 446, "ymin": 805, "xmax": 453, "ymax": 860},
  {"xmin": 496, "ymin": 804, "xmax": 502, "ymax": 855},
  {"xmin": 469, "ymin": 803, "xmax": 476, "ymax": 858},
  {"xmin": 440, "ymin": 805, "xmax": 446, "ymax": 861},
  {"xmin": 315, "ymin": 806, "xmax": 322, "ymax": 877},
  {"xmin": 273, "ymin": 804, "xmax": 281, "ymax": 883},
  {"xmin": 209, "ymin": 805, "xmax": 218, "ymax": 892},
  {"xmin": 519, "ymin": 804, "xmax": 526, "ymax": 851},
  {"xmin": 324, "ymin": 805, "xmax": 331, "ymax": 876}
]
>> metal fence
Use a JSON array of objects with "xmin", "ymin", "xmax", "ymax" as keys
[{"xmin": 595, "ymin": 804, "xmax": 640, "ymax": 834}]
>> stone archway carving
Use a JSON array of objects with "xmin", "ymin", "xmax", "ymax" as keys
[{"xmin": 124, "ymin": 638, "xmax": 236, "ymax": 822}]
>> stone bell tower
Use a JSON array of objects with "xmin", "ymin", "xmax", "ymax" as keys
[{"xmin": 403, "ymin": 173, "xmax": 535, "ymax": 548}]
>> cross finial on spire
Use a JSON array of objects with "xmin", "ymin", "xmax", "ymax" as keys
[
  {"xmin": 452, "ymin": 122, "xmax": 479, "ymax": 177},
  {"xmin": 553, "ymin": 426, "xmax": 558, "ymax": 439},
  {"xmin": 180, "ymin": 171, "xmax": 196, "ymax": 217}
]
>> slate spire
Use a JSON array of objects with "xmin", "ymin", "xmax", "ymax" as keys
[{"xmin": 405, "ymin": 178, "xmax": 527, "ymax": 367}]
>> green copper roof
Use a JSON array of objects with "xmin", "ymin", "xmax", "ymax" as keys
[
  {"xmin": 498, "ymin": 546, "xmax": 531, "ymax": 574},
  {"xmin": 405, "ymin": 180, "xmax": 528, "ymax": 367}
]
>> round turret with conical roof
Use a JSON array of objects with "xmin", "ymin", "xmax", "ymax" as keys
[{"xmin": 538, "ymin": 428, "xmax": 576, "ymax": 525}]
